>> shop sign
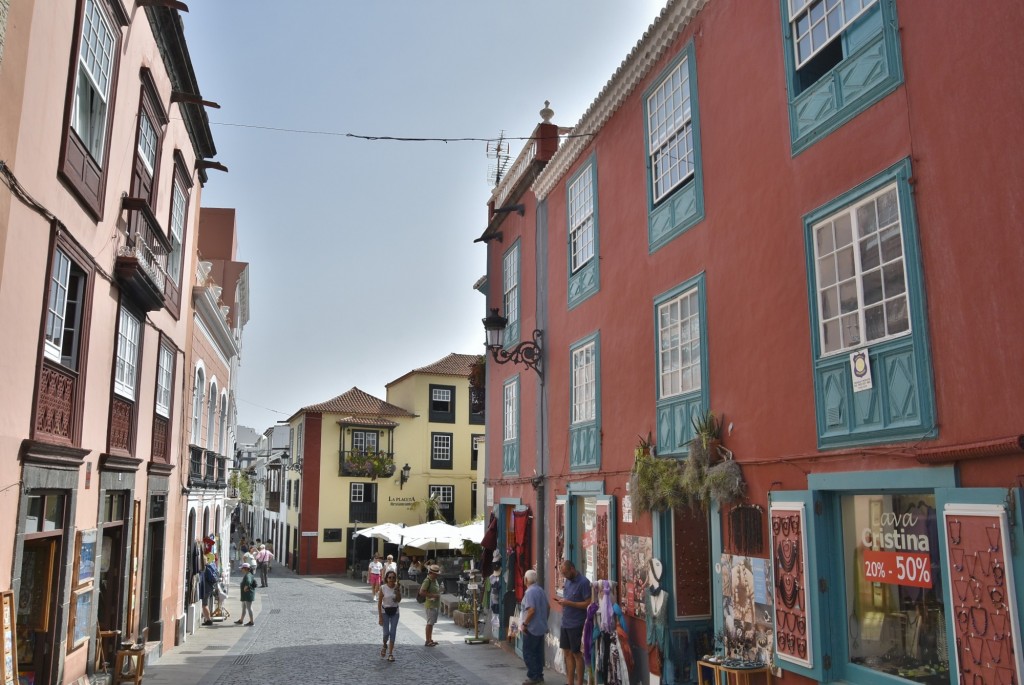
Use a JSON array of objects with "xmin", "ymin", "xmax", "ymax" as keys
[
  {"xmin": 862, "ymin": 549, "xmax": 933, "ymax": 588},
  {"xmin": 387, "ymin": 496, "xmax": 415, "ymax": 507}
]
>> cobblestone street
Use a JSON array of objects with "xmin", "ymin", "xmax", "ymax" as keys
[{"xmin": 145, "ymin": 570, "xmax": 532, "ymax": 685}]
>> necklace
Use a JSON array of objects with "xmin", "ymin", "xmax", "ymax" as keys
[
  {"xmin": 968, "ymin": 636, "xmax": 984, "ymax": 666},
  {"xmin": 970, "ymin": 607, "xmax": 988, "ymax": 637},
  {"xmin": 992, "ymin": 613, "xmax": 1007, "ymax": 640},
  {"xmin": 970, "ymin": 579, "xmax": 984, "ymax": 604},
  {"xmin": 992, "ymin": 563, "xmax": 1005, "ymax": 587},
  {"xmin": 778, "ymin": 540, "xmax": 798, "ymax": 573},
  {"xmin": 952, "ymin": 548, "xmax": 965, "ymax": 573},
  {"xmin": 779, "ymin": 575, "xmax": 799, "ymax": 608},
  {"xmin": 966, "ymin": 554, "xmax": 978, "ymax": 579},
  {"xmin": 954, "ymin": 580, "xmax": 970, "ymax": 603},
  {"xmin": 986, "ymin": 526, "xmax": 1001, "ymax": 553},
  {"xmin": 949, "ymin": 519, "xmax": 962, "ymax": 545}
]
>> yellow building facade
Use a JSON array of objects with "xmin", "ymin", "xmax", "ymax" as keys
[{"xmin": 287, "ymin": 353, "xmax": 483, "ymax": 574}]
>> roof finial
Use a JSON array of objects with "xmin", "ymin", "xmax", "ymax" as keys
[{"xmin": 540, "ymin": 100, "xmax": 554, "ymax": 123}]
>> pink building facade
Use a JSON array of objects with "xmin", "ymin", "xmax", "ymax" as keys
[
  {"xmin": 0, "ymin": 2, "xmax": 230, "ymax": 683},
  {"xmin": 480, "ymin": 2, "xmax": 1024, "ymax": 684}
]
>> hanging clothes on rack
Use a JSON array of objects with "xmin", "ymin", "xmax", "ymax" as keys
[
  {"xmin": 591, "ymin": 580, "xmax": 631, "ymax": 685},
  {"xmin": 645, "ymin": 558, "xmax": 670, "ymax": 684},
  {"xmin": 512, "ymin": 508, "xmax": 531, "ymax": 601}
]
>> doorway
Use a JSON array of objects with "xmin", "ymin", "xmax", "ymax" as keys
[
  {"xmin": 97, "ymin": 492, "xmax": 127, "ymax": 636},
  {"xmin": 140, "ymin": 493, "xmax": 166, "ymax": 642},
  {"xmin": 17, "ymin": 492, "xmax": 66, "ymax": 685}
]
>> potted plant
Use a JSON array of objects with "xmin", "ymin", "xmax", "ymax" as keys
[{"xmin": 681, "ymin": 410, "xmax": 745, "ymax": 509}]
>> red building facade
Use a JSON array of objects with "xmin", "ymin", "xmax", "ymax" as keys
[{"xmin": 480, "ymin": 2, "xmax": 1024, "ymax": 684}]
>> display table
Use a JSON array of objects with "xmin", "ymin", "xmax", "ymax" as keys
[{"xmin": 698, "ymin": 659, "xmax": 772, "ymax": 685}]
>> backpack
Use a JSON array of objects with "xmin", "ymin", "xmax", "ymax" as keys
[
  {"xmin": 417, "ymin": 588, "xmax": 427, "ymax": 604},
  {"xmin": 204, "ymin": 564, "xmax": 218, "ymax": 587}
]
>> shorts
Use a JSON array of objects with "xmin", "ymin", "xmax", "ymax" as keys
[
  {"xmin": 369, "ymin": 573, "xmax": 381, "ymax": 585},
  {"xmin": 425, "ymin": 607, "xmax": 439, "ymax": 625},
  {"xmin": 560, "ymin": 625, "xmax": 583, "ymax": 652}
]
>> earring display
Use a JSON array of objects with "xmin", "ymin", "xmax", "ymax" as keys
[
  {"xmin": 770, "ymin": 502, "xmax": 812, "ymax": 669},
  {"xmin": 944, "ymin": 506, "xmax": 1022, "ymax": 685}
]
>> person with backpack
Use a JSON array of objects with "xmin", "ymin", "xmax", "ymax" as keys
[
  {"xmin": 234, "ymin": 562, "xmax": 256, "ymax": 626},
  {"xmin": 419, "ymin": 564, "xmax": 442, "ymax": 646},
  {"xmin": 200, "ymin": 555, "xmax": 219, "ymax": 626}
]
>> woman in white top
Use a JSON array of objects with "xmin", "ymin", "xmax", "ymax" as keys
[
  {"xmin": 377, "ymin": 570, "xmax": 402, "ymax": 661},
  {"xmin": 368, "ymin": 555, "xmax": 384, "ymax": 600}
]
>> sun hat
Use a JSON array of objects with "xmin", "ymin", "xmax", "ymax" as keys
[
  {"xmin": 428, "ymin": 564, "xmax": 441, "ymax": 574},
  {"xmin": 241, "ymin": 562, "xmax": 251, "ymax": 568}
]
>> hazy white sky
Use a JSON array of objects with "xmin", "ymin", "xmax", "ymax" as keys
[{"xmin": 182, "ymin": 1, "xmax": 669, "ymax": 432}]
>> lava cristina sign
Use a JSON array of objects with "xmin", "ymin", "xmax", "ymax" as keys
[{"xmin": 862, "ymin": 549, "xmax": 932, "ymax": 588}]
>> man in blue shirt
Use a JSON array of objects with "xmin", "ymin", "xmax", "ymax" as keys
[
  {"xmin": 555, "ymin": 559, "xmax": 592, "ymax": 685},
  {"xmin": 520, "ymin": 569, "xmax": 549, "ymax": 685}
]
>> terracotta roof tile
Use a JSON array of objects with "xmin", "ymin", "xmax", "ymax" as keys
[
  {"xmin": 300, "ymin": 387, "xmax": 414, "ymax": 417},
  {"xmin": 386, "ymin": 352, "xmax": 481, "ymax": 387},
  {"xmin": 336, "ymin": 416, "xmax": 399, "ymax": 428}
]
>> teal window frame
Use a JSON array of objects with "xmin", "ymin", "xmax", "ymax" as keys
[
  {"xmin": 643, "ymin": 40, "xmax": 705, "ymax": 253},
  {"xmin": 770, "ymin": 467, "xmax": 973, "ymax": 685},
  {"xmin": 653, "ymin": 273, "xmax": 708, "ymax": 456},
  {"xmin": 804, "ymin": 158, "xmax": 936, "ymax": 448},
  {"xmin": 567, "ymin": 155, "xmax": 600, "ymax": 308},
  {"xmin": 569, "ymin": 332, "xmax": 601, "ymax": 471},
  {"xmin": 503, "ymin": 240, "xmax": 521, "ymax": 345},
  {"xmin": 502, "ymin": 375, "xmax": 520, "ymax": 475},
  {"xmin": 559, "ymin": 482, "xmax": 617, "ymax": 581},
  {"xmin": 781, "ymin": 0, "xmax": 904, "ymax": 154}
]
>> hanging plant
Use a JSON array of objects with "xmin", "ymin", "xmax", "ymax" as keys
[
  {"xmin": 681, "ymin": 410, "xmax": 746, "ymax": 510},
  {"xmin": 629, "ymin": 433, "xmax": 688, "ymax": 514}
]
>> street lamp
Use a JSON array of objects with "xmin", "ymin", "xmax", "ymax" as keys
[
  {"xmin": 399, "ymin": 463, "xmax": 412, "ymax": 489},
  {"xmin": 481, "ymin": 308, "xmax": 543, "ymax": 378}
]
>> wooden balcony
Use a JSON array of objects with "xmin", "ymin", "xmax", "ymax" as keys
[
  {"xmin": 117, "ymin": 197, "xmax": 171, "ymax": 311},
  {"xmin": 34, "ymin": 359, "xmax": 79, "ymax": 445}
]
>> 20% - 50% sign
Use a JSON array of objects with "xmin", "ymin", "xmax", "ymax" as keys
[{"xmin": 862, "ymin": 550, "xmax": 932, "ymax": 588}]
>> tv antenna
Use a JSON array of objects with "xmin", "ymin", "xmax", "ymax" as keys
[{"xmin": 486, "ymin": 131, "xmax": 511, "ymax": 187}]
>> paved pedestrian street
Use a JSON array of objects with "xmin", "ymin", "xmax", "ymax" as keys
[{"xmin": 145, "ymin": 570, "xmax": 532, "ymax": 685}]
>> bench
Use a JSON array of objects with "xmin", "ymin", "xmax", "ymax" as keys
[
  {"xmin": 439, "ymin": 594, "xmax": 460, "ymax": 617},
  {"xmin": 400, "ymin": 580, "xmax": 420, "ymax": 596}
]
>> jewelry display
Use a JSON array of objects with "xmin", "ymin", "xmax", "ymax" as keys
[
  {"xmin": 771, "ymin": 506, "xmax": 810, "ymax": 666},
  {"xmin": 945, "ymin": 510, "xmax": 1021, "ymax": 685}
]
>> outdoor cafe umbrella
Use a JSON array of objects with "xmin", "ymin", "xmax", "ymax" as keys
[
  {"xmin": 353, "ymin": 522, "xmax": 406, "ymax": 545},
  {"xmin": 457, "ymin": 520, "xmax": 485, "ymax": 546},
  {"xmin": 400, "ymin": 520, "xmax": 466, "ymax": 551}
]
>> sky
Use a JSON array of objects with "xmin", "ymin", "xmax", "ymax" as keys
[{"xmin": 182, "ymin": 1, "xmax": 670, "ymax": 433}]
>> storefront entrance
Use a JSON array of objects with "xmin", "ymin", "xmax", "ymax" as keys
[{"xmin": 17, "ymin": 492, "xmax": 67, "ymax": 685}]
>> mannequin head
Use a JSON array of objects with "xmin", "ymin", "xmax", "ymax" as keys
[{"xmin": 648, "ymin": 558, "xmax": 663, "ymax": 590}]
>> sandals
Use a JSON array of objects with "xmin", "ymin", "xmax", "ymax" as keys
[
  {"xmin": 380, "ymin": 646, "xmax": 387, "ymax": 658},
  {"xmin": 387, "ymin": 655, "xmax": 395, "ymax": 662},
  {"xmin": 424, "ymin": 640, "xmax": 438, "ymax": 647}
]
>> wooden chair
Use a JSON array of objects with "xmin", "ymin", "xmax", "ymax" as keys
[{"xmin": 94, "ymin": 626, "xmax": 121, "ymax": 673}]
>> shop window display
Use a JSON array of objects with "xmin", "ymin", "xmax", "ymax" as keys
[{"xmin": 842, "ymin": 493, "xmax": 948, "ymax": 684}]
